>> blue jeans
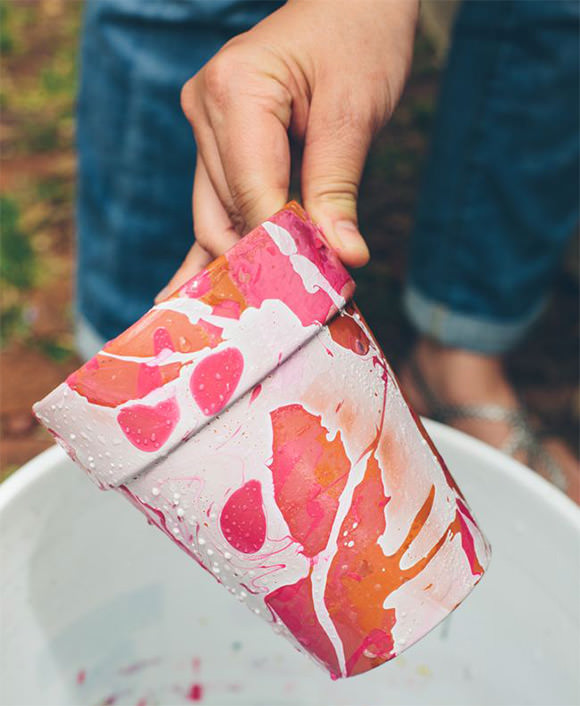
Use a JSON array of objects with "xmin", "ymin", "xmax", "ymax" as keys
[
  {"xmin": 76, "ymin": 0, "xmax": 281, "ymax": 352},
  {"xmin": 404, "ymin": 0, "xmax": 579, "ymax": 353},
  {"xmin": 77, "ymin": 0, "xmax": 579, "ymax": 358}
]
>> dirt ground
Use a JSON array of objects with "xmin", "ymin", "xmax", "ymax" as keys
[{"xmin": 1, "ymin": 2, "xmax": 578, "ymax": 480}]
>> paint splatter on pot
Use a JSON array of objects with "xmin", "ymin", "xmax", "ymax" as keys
[{"xmin": 34, "ymin": 203, "xmax": 491, "ymax": 678}]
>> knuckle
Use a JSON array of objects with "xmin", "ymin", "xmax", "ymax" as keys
[
  {"xmin": 227, "ymin": 195, "xmax": 251, "ymax": 232},
  {"xmin": 232, "ymin": 175, "xmax": 267, "ymax": 207},
  {"xmin": 193, "ymin": 233, "xmax": 216, "ymax": 258},
  {"xmin": 331, "ymin": 90, "xmax": 386, "ymax": 139},
  {"xmin": 347, "ymin": 106, "xmax": 379, "ymax": 139},
  {"xmin": 192, "ymin": 225, "xmax": 211, "ymax": 251},
  {"xmin": 310, "ymin": 181, "xmax": 359, "ymax": 206},
  {"xmin": 201, "ymin": 50, "xmax": 240, "ymax": 109},
  {"xmin": 227, "ymin": 185, "xmax": 262, "ymax": 233},
  {"xmin": 180, "ymin": 78, "xmax": 200, "ymax": 125}
]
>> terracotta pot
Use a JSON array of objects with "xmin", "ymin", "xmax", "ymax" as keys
[{"xmin": 34, "ymin": 202, "xmax": 490, "ymax": 679}]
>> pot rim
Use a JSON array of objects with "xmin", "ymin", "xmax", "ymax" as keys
[{"xmin": 33, "ymin": 203, "xmax": 355, "ymax": 488}]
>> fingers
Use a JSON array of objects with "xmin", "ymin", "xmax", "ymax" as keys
[
  {"xmin": 155, "ymin": 156, "xmax": 241, "ymax": 304},
  {"xmin": 208, "ymin": 96, "xmax": 291, "ymax": 233},
  {"xmin": 301, "ymin": 94, "xmax": 373, "ymax": 268},
  {"xmin": 154, "ymin": 241, "xmax": 212, "ymax": 304},
  {"xmin": 193, "ymin": 156, "xmax": 241, "ymax": 256},
  {"xmin": 182, "ymin": 47, "xmax": 291, "ymax": 236}
]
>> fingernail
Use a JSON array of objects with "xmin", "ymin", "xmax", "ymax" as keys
[{"xmin": 334, "ymin": 221, "xmax": 370, "ymax": 257}]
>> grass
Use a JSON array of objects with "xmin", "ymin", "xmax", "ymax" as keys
[
  {"xmin": 0, "ymin": 196, "xmax": 37, "ymax": 290},
  {"xmin": 0, "ymin": 1, "xmax": 81, "ymax": 350}
]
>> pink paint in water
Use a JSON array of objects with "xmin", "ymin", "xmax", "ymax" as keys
[
  {"xmin": 118, "ymin": 657, "xmax": 160, "ymax": 675},
  {"xmin": 117, "ymin": 397, "xmax": 179, "ymax": 452},
  {"xmin": 187, "ymin": 683, "xmax": 204, "ymax": 702},
  {"xmin": 220, "ymin": 480, "xmax": 266, "ymax": 553},
  {"xmin": 190, "ymin": 347, "xmax": 243, "ymax": 416}
]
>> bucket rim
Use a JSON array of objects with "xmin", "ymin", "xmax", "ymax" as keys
[
  {"xmin": 2, "ymin": 420, "xmax": 578, "ymax": 529},
  {"xmin": 426, "ymin": 418, "xmax": 580, "ymax": 529}
]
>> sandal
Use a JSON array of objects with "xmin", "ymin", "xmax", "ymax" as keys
[{"xmin": 408, "ymin": 358, "xmax": 568, "ymax": 493}]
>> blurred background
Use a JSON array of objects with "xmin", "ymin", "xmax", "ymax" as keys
[{"xmin": 1, "ymin": 0, "xmax": 578, "ymax": 479}]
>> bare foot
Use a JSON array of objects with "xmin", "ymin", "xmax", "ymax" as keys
[{"xmin": 398, "ymin": 338, "xmax": 580, "ymax": 504}]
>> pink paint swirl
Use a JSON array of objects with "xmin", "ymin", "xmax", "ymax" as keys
[
  {"xmin": 220, "ymin": 480, "xmax": 266, "ymax": 554},
  {"xmin": 117, "ymin": 397, "xmax": 179, "ymax": 451},
  {"xmin": 190, "ymin": 348, "xmax": 243, "ymax": 416}
]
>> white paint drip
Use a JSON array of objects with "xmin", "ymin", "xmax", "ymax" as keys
[
  {"xmin": 154, "ymin": 297, "xmax": 212, "ymax": 322},
  {"xmin": 262, "ymin": 222, "xmax": 346, "ymax": 309},
  {"xmin": 262, "ymin": 221, "xmax": 297, "ymax": 255},
  {"xmin": 99, "ymin": 348, "xmax": 208, "ymax": 366}
]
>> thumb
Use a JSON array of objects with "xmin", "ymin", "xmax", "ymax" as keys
[{"xmin": 301, "ymin": 100, "xmax": 372, "ymax": 267}]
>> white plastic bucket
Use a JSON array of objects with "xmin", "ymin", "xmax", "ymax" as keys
[{"xmin": 1, "ymin": 421, "xmax": 579, "ymax": 706}]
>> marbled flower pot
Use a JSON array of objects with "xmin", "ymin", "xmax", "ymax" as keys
[{"xmin": 34, "ymin": 202, "xmax": 490, "ymax": 679}]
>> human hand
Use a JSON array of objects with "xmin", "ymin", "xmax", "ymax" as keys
[{"xmin": 157, "ymin": 0, "xmax": 418, "ymax": 301}]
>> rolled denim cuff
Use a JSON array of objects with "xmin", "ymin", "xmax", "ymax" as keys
[
  {"xmin": 403, "ymin": 285, "xmax": 546, "ymax": 355},
  {"xmin": 75, "ymin": 314, "xmax": 107, "ymax": 362}
]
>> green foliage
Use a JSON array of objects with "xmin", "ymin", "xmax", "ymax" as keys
[
  {"xmin": 2, "ymin": 2, "xmax": 79, "ymax": 158},
  {"xmin": 36, "ymin": 176, "xmax": 70, "ymax": 204},
  {"xmin": 0, "ymin": 2, "xmax": 80, "ymax": 353},
  {"xmin": 0, "ymin": 0, "xmax": 36, "ymax": 58},
  {"xmin": 33, "ymin": 336, "xmax": 74, "ymax": 362},
  {"xmin": 0, "ymin": 304, "xmax": 28, "ymax": 345},
  {"xmin": 0, "ymin": 197, "xmax": 37, "ymax": 290},
  {"xmin": 27, "ymin": 123, "xmax": 61, "ymax": 152},
  {"xmin": 0, "ymin": 1, "xmax": 14, "ymax": 54},
  {"xmin": 41, "ymin": 57, "xmax": 77, "ymax": 97}
]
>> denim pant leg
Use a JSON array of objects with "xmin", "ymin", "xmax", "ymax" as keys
[
  {"xmin": 404, "ymin": 0, "xmax": 580, "ymax": 354},
  {"xmin": 76, "ymin": 0, "xmax": 281, "ymax": 356}
]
